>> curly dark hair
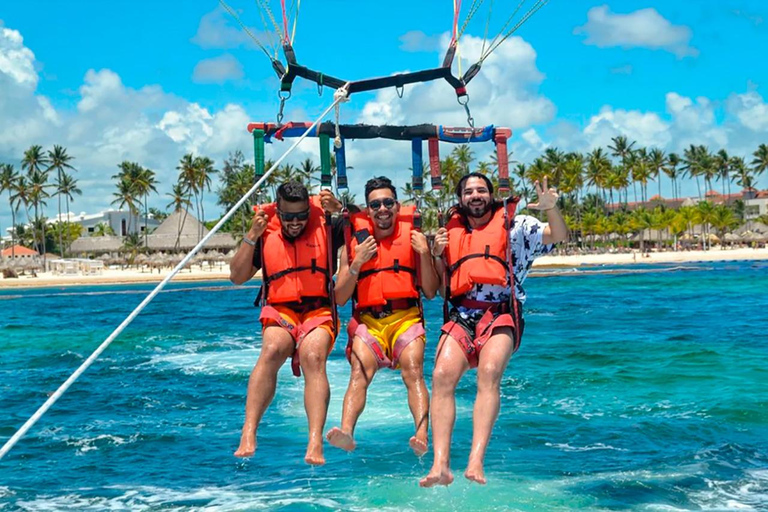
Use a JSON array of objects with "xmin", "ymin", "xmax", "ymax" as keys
[
  {"xmin": 276, "ymin": 180, "xmax": 309, "ymax": 204},
  {"xmin": 364, "ymin": 176, "xmax": 397, "ymax": 203}
]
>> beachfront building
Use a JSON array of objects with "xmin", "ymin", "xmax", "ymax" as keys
[
  {"xmin": 0, "ymin": 245, "xmax": 39, "ymax": 259},
  {"xmin": 49, "ymin": 210, "xmax": 162, "ymax": 237},
  {"xmin": 69, "ymin": 209, "xmax": 236, "ymax": 255},
  {"xmin": 607, "ymin": 188, "xmax": 768, "ymax": 212},
  {"xmin": 744, "ymin": 190, "xmax": 768, "ymax": 220}
]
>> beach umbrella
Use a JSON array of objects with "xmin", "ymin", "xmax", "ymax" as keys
[{"xmin": 724, "ymin": 233, "xmax": 740, "ymax": 243}]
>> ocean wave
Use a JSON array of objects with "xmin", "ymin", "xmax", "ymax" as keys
[
  {"xmin": 545, "ymin": 442, "xmax": 628, "ymax": 452},
  {"xmin": 63, "ymin": 433, "xmax": 140, "ymax": 455}
]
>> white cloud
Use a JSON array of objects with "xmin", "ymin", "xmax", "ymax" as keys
[
  {"xmin": 583, "ymin": 106, "xmax": 671, "ymax": 150},
  {"xmin": 726, "ymin": 89, "xmax": 768, "ymax": 132},
  {"xmin": 192, "ymin": 54, "xmax": 244, "ymax": 84},
  {"xmin": 190, "ymin": 7, "xmax": 269, "ymax": 50},
  {"xmin": 399, "ymin": 30, "xmax": 441, "ymax": 52},
  {"xmin": 0, "ymin": 24, "xmax": 37, "ymax": 88},
  {"xmin": 0, "ymin": 23, "xmax": 272, "ymax": 230},
  {"xmin": 575, "ymin": 5, "xmax": 698, "ymax": 58}
]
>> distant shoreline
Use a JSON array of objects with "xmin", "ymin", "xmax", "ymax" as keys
[{"xmin": 1, "ymin": 247, "xmax": 766, "ymax": 290}]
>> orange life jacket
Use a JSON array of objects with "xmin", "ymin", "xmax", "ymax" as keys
[
  {"xmin": 444, "ymin": 200, "xmax": 518, "ymax": 298},
  {"xmin": 348, "ymin": 205, "xmax": 420, "ymax": 308},
  {"xmin": 259, "ymin": 196, "xmax": 330, "ymax": 304}
]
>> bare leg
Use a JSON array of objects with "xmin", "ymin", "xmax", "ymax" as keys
[
  {"xmin": 420, "ymin": 335, "xmax": 468, "ymax": 487},
  {"xmin": 234, "ymin": 326, "xmax": 294, "ymax": 457},
  {"xmin": 299, "ymin": 327, "xmax": 333, "ymax": 465},
  {"xmin": 326, "ymin": 336, "xmax": 378, "ymax": 452},
  {"xmin": 465, "ymin": 327, "xmax": 515, "ymax": 485},
  {"xmin": 398, "ymin": 337, "xmax": 429, "ymax": 456}
]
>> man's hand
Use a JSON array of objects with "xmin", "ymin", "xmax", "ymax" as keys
[
  {"xmin": 353, "ymin": 236, "xmax": 377, "ymax": 266},
  {"xmin": 528, "ymin": 176, "xmax": 560, "ymax": 211},
  {"xmin": 319, "ymin": 189, "xmax": 343, "ymax": 214},
  {"xmin": 410, "ymin": 230, "xmax": 430, "ymax": 256},
  {"xmin": 432, "ymin": 228, "xmax": 448, "ymax": 257},
  {"xmin": 248, "ymin": 209, "xmax": 269, "ymax": 240}
]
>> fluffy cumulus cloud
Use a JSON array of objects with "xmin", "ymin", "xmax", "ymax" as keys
[
  {"xmin": 345, "ymin": 33, "xmax": 556, "ymax": 189},
  {"xmin": 192, "ymin": 54, "xmax": 244, "ymax": 84},
  {"xmin": 0, "ymin": 23, "xmax": 271, "ymax": 229},
  {"xmin": 549, "ymin": 88, "xmax": 767, "ymax": 163},
  {"xmin": 574, "ymin": 5, "xmax": 698, "ymax": 58}
]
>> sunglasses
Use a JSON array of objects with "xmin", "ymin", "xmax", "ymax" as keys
[
  {"xmin": 277, "ymin": 209, "xmax": 310, "ymax": 222},
  {"xmin": 367, "ymin": 198, "xmax": 396, "ymax": 210}
]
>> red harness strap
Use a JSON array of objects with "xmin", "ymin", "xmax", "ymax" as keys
[
  {"xmin": 259, "ymin": 305, "xmax": 333, "ymax": 377},
  {"xmin": 439, "ymin": 309, "xmax": 518, "ymax": 369}
]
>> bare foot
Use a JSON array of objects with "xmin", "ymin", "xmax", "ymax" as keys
[
  {"xmin": 419, "ymin": 465, "xmax": 454, "ymax": 487},
  {"xmin": 304, "ymin": 441, "xmax": 325, "ymax": 465},
  {"xmin": 325, "ymin": 427, "xmax": 356, "ymax": 452},
  {"xmin": 464, "ymin": 464, "xmax": 487, "ymax": 485},
  {"xmin": 409, "ymin": 436, "xmax": 428, "ymax": 457},
  {"xmin": 234, "ymin": 432, "xmax": 256, "ymax": 458}
]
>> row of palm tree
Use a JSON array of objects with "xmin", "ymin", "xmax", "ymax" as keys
[
  {"xmin": 2, "ymin": 139, "xmax": 767, "ymax": 257},
  {"xmin": 0, "ymin": 145, "xmax": 81, "ymax": 258}
]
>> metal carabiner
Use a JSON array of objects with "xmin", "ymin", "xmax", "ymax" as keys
[
  {"xmin": 396, "ymin": 84, "xmax": 405, "ymax": 98},
  {"xmin": 457, "ymin": 94, "xmax": 475, "ymax": 129},
  {"xmin": 277, "ymin": 90, "xmax": 291, "ymax": 126}
]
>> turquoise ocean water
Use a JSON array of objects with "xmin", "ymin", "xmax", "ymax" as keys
[{"xmin": 1, "ymin": 261, "xmax": 766, "ymax": 511}]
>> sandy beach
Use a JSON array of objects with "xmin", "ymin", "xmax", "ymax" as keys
[{"xmin": 1, "ymin": 247, "xmax": 767, "ymax": 289}]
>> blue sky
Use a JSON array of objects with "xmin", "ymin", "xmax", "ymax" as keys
[{"xmin": 1, "ymin": 0, "xmax": 767, "ymax": 229}]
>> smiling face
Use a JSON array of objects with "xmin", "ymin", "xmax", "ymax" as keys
[
  {"xmin": 459, "ymin": 176, "xmax": 493, "ymax": 218},
  {"xmin": 366, "ymin": 188, "xmax": 399, "ymax": 233},
  {"xmin": 277, "ymin": 198, "xmax": 310, "ymax": 239}
]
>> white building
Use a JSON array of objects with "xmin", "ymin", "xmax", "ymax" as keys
[
  {"xmin": 49, "ymin": 210, "xmax": 161, "ymax": 237},
  {"xmin": 744, "ymin": 191, "xmax": 768, "ymax": 220}
]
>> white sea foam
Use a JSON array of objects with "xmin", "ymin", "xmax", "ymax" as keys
[
  {"xmin": 545, "ymin": 442, "xmax": 628, "ymax": 452},
  {"xmin": 63, "ymin": 433, "xmax": 140, "ymax": 455}
]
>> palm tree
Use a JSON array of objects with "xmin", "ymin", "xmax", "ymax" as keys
[
  {"xmin": 631, "ymin": 207, "xmax": 653, "ymax": 254},
  {"xmin": 21, "ymin": 145, "xmax": 50, "ymax": 256},
  {"xmin": 664, "ymin": 152, "xmax": 681, "ymax": 200},
  {"xmin": 648, "ymin": 148, "xmax": 666, "ymax": 201},
  {"xmin": 1, "ymin": 164, "xmax": 20, "ymax": 256},
  {"xmin": 111, "ymin": 175, "xmax": 139, "ymax": 236},
  {"xmin": 752, "ymin": 143, "xmax": 768, "ymax": 187},
  {"xmin": 710, "ymin": 204, "xmax": 738, "ymax": 241},
  {"xmin": 715, "ymin": 149, "xmax": 732, "ymax": 200},
  {"xmin": 47, "ymin": 145, "xmax": 76, "ymax": 257},
  {"xmin": 295, "ymin": 158, "xmax": 319, "ymax": 193},
  {"xmin": 56, "ymin": 172, "xmax": 82, "ymax": 255},
  {"xmin": 167, "ymin": 183, "xmax": 192, "ymax": 249},
  {"xmin": 696, "ymin": 200, "xmax": 716, "ymax": 250},
  {"xmin": 193, "ymin": 156, "xmax": 217, "ymax": 241},
  {"xmin": 26, "ymin": 168, "xmax": 51, "ymax": 258},
  {"xmin": 133, "ymin": 166, "xmax": 158, "ymax": 248},
  {"xmin": 585, "ymin": 148, "xmax": 611, "ymax": 203},
  {"xmin": 9, "ymin": 175, "xmax": 32, "ymax": 249},
  {"xmin": 177, "ymin": 153, "xmax": 198, "ymax": 242},
  {"xmin": 452, "ymin": 145, "xmax": 475, "ymax": 173}
]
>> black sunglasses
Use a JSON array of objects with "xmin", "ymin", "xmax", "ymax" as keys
[
  {"xmin": 277, "ymin": 209, "xmax": 310, "ymax": 222},
  {"xmin": 367, "ymin": 198, "xmax": 396, "ymax": 210}
]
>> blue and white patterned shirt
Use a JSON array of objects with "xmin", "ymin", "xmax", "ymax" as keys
[{"xmin": 457, "ymin": 215, "xmax": 553, "ymax": 318}]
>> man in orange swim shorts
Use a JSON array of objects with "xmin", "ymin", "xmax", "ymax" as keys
[{"xmin": 230, "ymin": 181, "xmax": 343, "ymax": 465}]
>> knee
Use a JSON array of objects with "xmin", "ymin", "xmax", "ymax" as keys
[
  {"xmin": 300, "ymin": 348, "xmax": 326, "ymax": 372},
  {"xmin": 477, "ymin": 361, "xmax": 503, "ymax": 390},
  {"xmin": 432, "ymin": 365, "xmax": 459, "ymax": 392},
  {"xmin": 259, "ymin": 344, "xmax": 288, "ymax": 366}
]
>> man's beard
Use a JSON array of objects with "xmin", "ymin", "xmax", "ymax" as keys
[{"xmin": 460, "ymin": 198, "xmax": 492, "ymax": 218}]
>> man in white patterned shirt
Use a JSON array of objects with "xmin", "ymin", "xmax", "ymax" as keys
[{"xmin": 420, "ymin": 173, "xmax": 567, "ymax": 487}]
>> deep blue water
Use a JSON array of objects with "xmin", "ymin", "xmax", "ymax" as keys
[{"xmin": 1, "ymin": 262, "xmax": 766, "ymax": 511}]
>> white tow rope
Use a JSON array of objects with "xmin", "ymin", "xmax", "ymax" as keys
[{"xmin": 0, "ymin": 85, "xmax": 351, "ymax": 462}]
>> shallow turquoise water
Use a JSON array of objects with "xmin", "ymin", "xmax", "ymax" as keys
[{"xmin": 0, "ymin": 262, "xmax": 766, "ymax": 511}]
